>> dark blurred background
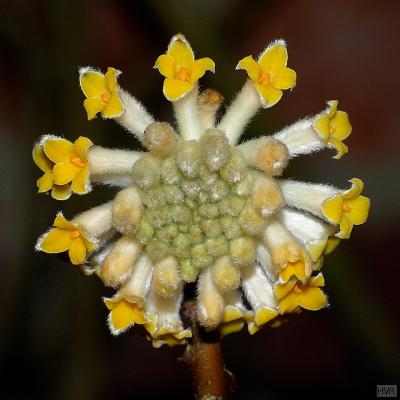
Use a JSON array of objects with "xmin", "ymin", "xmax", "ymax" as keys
[{"xmin": 1, "ymin": 0, "xmax": 399, "ymax": 398}]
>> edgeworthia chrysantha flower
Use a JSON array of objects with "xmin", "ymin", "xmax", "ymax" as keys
[{"xmin": 34, "ymin": 34, "xmax": 370, "ymax": 347}]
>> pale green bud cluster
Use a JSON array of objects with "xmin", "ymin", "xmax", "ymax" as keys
[{"xmin": 132, "ymin": 130, "xmax": 270, "ymax": 283}]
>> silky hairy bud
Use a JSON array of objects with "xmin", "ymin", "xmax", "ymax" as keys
[{"xmin": 143, "ymin": 121, "xmax": 179, "ymax": 156}]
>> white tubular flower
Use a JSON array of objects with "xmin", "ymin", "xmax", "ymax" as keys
[
  {"xmin": 144, "ymin": 283, "xmax": 191, "ymax": 348},
  {"xmin": 241, "ymin": 263, "xmax": 279, "ymax": 334},
  {"xmin": 34, "ymin": 34, "xmax": 370, "ymax": 345},
  {"xmin": 280, "ymin": 208, "xmax": 339, "ymax": 269}
]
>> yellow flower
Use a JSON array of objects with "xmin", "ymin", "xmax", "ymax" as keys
[
  {"xmin": 322, "ymin": 178, "xmax": 370, "ymax": 239},
  {"xmin": 80, "ymin": 67, "xmax": 125, "ymax": 120},
  {"xmin": 237, "ymin": 40, "xmax": 296, "ymax": 108},
  {"xmin": 37, "ymin": 212, "xmax": 95, "ymax": 265},
  {"xmin": 278, "ymin": 251, "xmax": 311, "ymax": 283},
  {"xmin": 276, "ymin": 274, "xmax": 328, "ymax": 314},
  {"xmin": 313, "ymin": 100, "xmax": 352, "ymax": 159},
  {"xmin": 155, "ymin": 34, "xmax": 215, "ymax": 101},
  {"xmin": 33, "ymin": 136, "xmax": 93, "ymax": 199},
  {"xmin": 33, "ymin": 141, "xmax": 70, "ymax": 200},
  {"xmin": 144, "ymin": 313, "xmax": 192, "ymax": 348},
  {"xmin": 104, "ymin": 297, "xmax": 147, "ymax": 335},
  {"xmin": 247, "ymin": 307, "xmax": 278, "ymax": 335}
]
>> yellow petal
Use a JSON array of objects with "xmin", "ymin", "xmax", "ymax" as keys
[
  {"xmin": 255, "ymin": 83, "xmax": 283, "ymax": 108},
  {"xmin": 313, "ymin": 114, "xmax": 330, "ymax": 139},
  {"xmin": 338, "ymin": 214, "xmax": 353, "ymax": 239},
  {"xmin": 106, "ymin": 299, "xmax": 146, "ymax": 332},
  {"xmin": 189, "ymin": 57, "xmax": 215, "ymax": 82},
  {"xmin": 273, "ymin": 67, "xmax": 296, "ymax": 89},
  {"xmin": 52, "ymin": 163, "xmax": 79, "ymax": 185},
  {"xmin": 33, "ymin": 144, "xmax": 52, "ymax": 172},
  {"xmin": 327, "ymin": 100, "xmax": 338, "ymax": 119},
  {"xmin": 346, "ymin": 195, "xmax": 370, "ymax": 225},
  {"xmin": 324, "ymin": 237, "xmax": 341, "ymax": 255},
  {"xmin": 258, "ymin": 41, "xmax": 288, "ymax": 76},
  {"xmin": 298, "ymin": 287, "xmax": 327, "ymax": 311},
  {"xmin": 329, "ymin": 138, "xmax": 348, "ymax": 159},
  {"xmin": 321, "ymin": 194, "xmax": 343, "ymax": 224},
  {"xmin": 236, "ymin": 55, "xmax": 262, "ymax": 81},
  {"xmin": 68, "ymin": 238, "xmax": 87, "ymax": 265},
  {"xmin": 279, "ymin": 292, "xmax": 300, "ymax": 314},
  {"xmin": 155, "ymin": 54, "xmax": 175, "ymax": 78},
  {"xmin": 254, "ymin": 307, "xmax": 278, "ymax": 326},
  {"xmin": 53, "ymin": 213, "xmax": 77, "ymax": 230},
  {"xmin": 80, "ymin": 69, "xmax": 106, "ymax": 98},
  {"xmin": 105, "ymin": 67, "xmax": 119, "ymax": 93},
  {"xmin": 39, "ymin": 228, "xmax": 72, "ymax": 253},
  {"xmin": 343, "ymin": 178, "xmax": 364, "ymax": 200},
  {"xmin": 167, "ymin": 35, "xmax": 194, "ymax": 68},
  {"xmin": 221, "ymin": 306, "xmax": 244, "ymax": 323},
  {"xmin": 37, "ymin": 170, "xmax": 53, "ymax": 193},
  {"xmin": 71, "ymin": 166, "xmax": 90, "ymax": 194},
  {"xmin": 74, "ymin": 136, "xmax": 93, "ymax": 160},
  {"xmin": 163, "ymin": 78, "xmax": 194, "ymax": 101},
  {"xmin": 220, "ymin": 320, "xmax": 245, "ymax": 336},
  {"xmin": 51, "ymin": 184, "xmax": 72, "ymax": 201},
  {"xmin": 101, "ymin": 93, "xmax": 124, "ymax": 119},
  {"xmin": 310, "ymin": 273, "xmax": 325, "ymax": 287},
  {"xmin": 83, "ymin": 98, "xmax": 105, "ymax": 120},
  {"xmin": 275, "ymin": 279, "xmax": 297, "ymax": 300},
  {"xmin": 331, "ymin": 111, "xmax": 352, "ymax": 141},
  {"xmin": 44, "ymin": 138, "xmax": 74, "ymax": 164}
]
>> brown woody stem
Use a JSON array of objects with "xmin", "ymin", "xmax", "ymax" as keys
[{"xmin": 180, "ymin": 301, "xmax": 234, "ymax": 399}]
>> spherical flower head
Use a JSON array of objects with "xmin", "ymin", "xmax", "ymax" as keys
[
  {"xmin": 80, "ymin": 67, "xmax": 124, "ymax": 120},
  {"xmin": 236, "ymin": 40, "xmax": 296, "ymax": 108},
  {"xmin": 322, "ymin": 178, "xmax": 370, "ymax": 239},
  {"xmin": 37, "ymin": 212, "xmax": 95, "ymax": 265},
  {"xmin": 313, "ymin": 100, "xmax": 352, "ymax": 159},
  {"xmin": 33, "ymin": 33, "xmax": 370, "ymax": 345},
  {"xmin": 155, "ymin": 34, "xmax": 215, "ymax": 101},
  {"xmin": 33, "ymin": 136, "xmax": 93, "ymax": 200}
]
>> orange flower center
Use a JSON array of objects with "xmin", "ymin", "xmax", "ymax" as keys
[
  {"xmin": 101, "ymin": 92, "xmax": 111, "ymax": 102},
  {"xmin": 293, "ymin": 282, "xmax": 304, "ymax": 294},
  {"xmin": 176, "ymin": 67, "xmax": 190, "ymax": 81},
  {"xmin": 259, "ymin": 72, "xmax": 271, "ymax": 86},
  {"xmin": 342, "ymin": 202, "xmax": 351, "ymax": 212},
  {"xmin": 329, "ymin": 124, "xmax": 336, "ymax": 134},
  {"xmin": 70, "ymin": 230, "xmax": 81, "ymax": 239},
  {"xmin": 70, "ymin": 153, "xmax": 86, "ymax": 168}
]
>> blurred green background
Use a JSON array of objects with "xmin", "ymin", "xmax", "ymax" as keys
[{"xmin": 1, "ymin": 0, "xmax": 399, "ymax": 398}]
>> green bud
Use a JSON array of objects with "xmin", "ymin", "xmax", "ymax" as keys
[
  {"xmin": 208, "ymin": 179, "xmax": 229, "ymax": 202},
  {"xmin": 200, "ymin": 129, "xmax": 231, "ymax": 171},
  {"xmin": 143, "ymin": 187, "xmax": 165, "ymax": 208},
  {"xmin": 200, "ymin": 219, "xmax": 222, "ymax": 237},
  {"xmin": 173, "ymin": 233, "xmax": 191, "ymax": 258},
  {"xmin": 189, "ymin": 225, "xmax": 203, "ymax": 244},
  {"xmin": 219, "ymin": 215, "xmax": 243, "ymax": 239},
  {"xmin": 175, "ymin": 140, "xmax": 202, "ymax": 178},
  {"xmin": 230, "ymin": 236, "xmax": 256, "ymax": 267},
  {"xmin": 219, "ymin": 150, "xmax": 247, "ymax": 183},
  {"xmin": 164, "ymin": 185, "xmax": 184, "ymax": 204},
  {"xmin": 205, "ymin": 236, "xmax": 228, "ymax": 257},
  {"xmin": 146, "ymin": 239, "xmax": 169, "ymax": 261},
  {"xmin": 191, "ymin": 243, "xmax": 213, "ymax": 269},
  {"xmin": 156, "ymin": 224, "xmax": 179, "ymax": 243},
  {"xmin": 132, "ymin": 154, "xmax": 161, "ymax": 189},
  {"xmin": 198, "ymin": 203, "xmax": 219, "ymax": 219},
  {"xmin": 180, "ymin": 258, "xmax": 198, "ymax": 283},
  {"xmin": 161, "ymin": 156, "xmax": 182, "ymax": 184},
  {"xmin": 136, "ymin": 218, "xmax": 155, "ymax": 244},
  {"xmin": 171, "ymin": 204, "xmax": 192, "ymax": 225},
  {"xmin": 181, "ymin": 179, "xmax": 201, "ymax": 199}
]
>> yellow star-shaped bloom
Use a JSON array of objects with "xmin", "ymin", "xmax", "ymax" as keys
[
  {"xmin": 33, "ymin": 136, "xmax": 93, "ymax": 199},
  {"xmin": 37, "ymin": 212, "xmax": 95, "ymax": 264},
  {"xmin": 237, "ymin": 40, "xmax": 296, "ymax": 108},
  {"xmin": 80, "ymin": 67, "xmax": 125, "ymax": 120},
  {"xmin": 322, "ymin": 178, "xmax": 370, "ymax": 239},
  {"xmin": 155, "ymin": 34, "xmax": 215, "ymax": 101},
  {"xmin": 313, "ymin": 100, "xmax": 352, "ymax": 159},
  {"xmin": 276, "ymin": 274, "xmax": 328, "ymax": 314}
]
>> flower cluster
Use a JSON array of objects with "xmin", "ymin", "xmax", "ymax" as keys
[{"xmin": 34, "ymin": 34, "xmax": 370, "ymax": 347}]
